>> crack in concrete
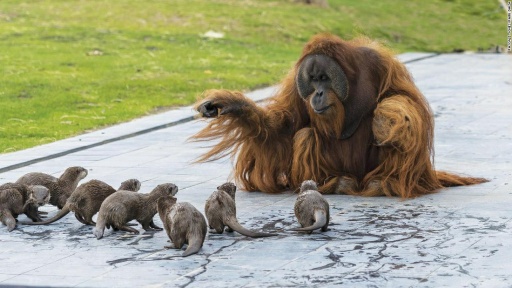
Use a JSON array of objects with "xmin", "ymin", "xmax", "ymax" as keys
[
  {"xmin": 311, "ymin": 247, "xmax": 358, "ymax": 270},
  {"xmin": 178, "ymin": 239, "xmax": 242, "ymax": 288}
]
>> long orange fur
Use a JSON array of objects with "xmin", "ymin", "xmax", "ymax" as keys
[{"xmin": 191, "ymin": 34, "xmax": 487, "ymax": 197}]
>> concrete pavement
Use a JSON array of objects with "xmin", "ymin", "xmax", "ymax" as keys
[{"xmin": 0, "ymin": 52, "xmax": 511, "ymax": 287}]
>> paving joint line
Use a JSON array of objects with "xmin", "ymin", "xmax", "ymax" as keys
[{"xmin": 400, "ymin": 52, "xmax": 441, "ymax": 64}]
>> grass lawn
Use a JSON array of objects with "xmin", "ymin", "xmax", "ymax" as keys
[{"xmin": 0, "ymin": 0, "xmax": 505, "ymax": 153}]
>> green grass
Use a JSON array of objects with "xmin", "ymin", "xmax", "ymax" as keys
[{"xmin": 0, "ymin": 0, "xmax": 505, "ymax": 153}]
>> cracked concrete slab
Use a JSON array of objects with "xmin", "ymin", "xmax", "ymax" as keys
[{"xmin": 0, "ymin": 52, "xmax": 511, "ymax": 287}]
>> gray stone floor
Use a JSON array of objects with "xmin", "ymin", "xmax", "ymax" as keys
[{"xmin": 0, "ymin": 52, "xmax": 511, "ymax": 288}]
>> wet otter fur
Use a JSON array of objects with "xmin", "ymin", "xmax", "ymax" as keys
[
  {"xmin": 15, "ymin": 166, "xmax": 88, "ymax": 209},
  {"xmin": 157, "ymin": 196, "xmax": 207, "ymax": 257},
  {"xmin": 293, "ymin": 180, "xmax": 330, "ymax": 233},
  {"xmin": 0, "ymin": 183, "xmax": 50, "ymax": 231},
  {"xmin": 20, "ymin": 179, "xmax": 141, "ymax": 226},
  {"xmin": 205, "ymin": 182, "xmax": 277, "ymax": 238},
  {"xmin": 93, "ymin": 183, "xmax": 178, "ymax": 239}
]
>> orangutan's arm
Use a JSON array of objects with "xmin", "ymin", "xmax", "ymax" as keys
[{"xmin": 192, "ymin": 89, "xmax": 293, "ymax": 162}]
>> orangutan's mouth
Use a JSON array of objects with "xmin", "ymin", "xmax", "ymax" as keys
[{"xmin": 313, "ymin": 105, "xmax": 331, "ymax": 114}]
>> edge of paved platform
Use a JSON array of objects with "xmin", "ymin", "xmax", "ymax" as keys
[{"xmin": 0, "ymin": 53, "xmax": 437, "ymax": 173}]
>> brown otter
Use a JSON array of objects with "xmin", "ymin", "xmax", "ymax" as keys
[
  {"xmin": 20, "ymin": 179, "xmax": 141, "ymax": 226},
  {"xmin": 205, "ymin": 182, "xmax": 277, "ymax": 238},
  {"xmin": 293, "ymin": 180, "xmax": 330, "ymax": 233},
  {"xmin": 157, "ymin": 196, "xmax": 207, "ymax": 257},
  {"xmin": 15, "ymin": 166, "xmax": 88, "ymax": 210},
  {"xmin": 93, "ymin": 183, "xmax": 178, "ymax": 239},
  {"xmin": 0, "ymin": 183, "xmax": 50, "ymax": 231}
]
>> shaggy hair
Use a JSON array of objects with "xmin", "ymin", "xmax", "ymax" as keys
[{"xmin": 192, "ymin": 34, "xmax": 487, "ymax": 197}]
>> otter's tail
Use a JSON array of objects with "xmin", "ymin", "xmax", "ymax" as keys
[
  {"xmin": 182, "ymin": 236, "xmax": 204, "ymax": 257},
  {"xmin": 291, "ymin": 210, "xmax": 327, "ymax": 232},
  {"xmin": 93, "ymin": 213, "xmax": 107, "ymax": 239},
  {"xmin": 19, "ymin": 204, "xmax": 71, "ymax": 225},
  {"xmin": 1, "ymin": 210, "xmax": 16, "ymax": 232},
  {"xmin": 436, "ymin": 171, "xmax": 489, "ymax": 187},
  {"xmin": 225, "ymin": 218, "xmax": 277, "ymax": 238}
]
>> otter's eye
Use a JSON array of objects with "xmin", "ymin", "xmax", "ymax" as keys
[
  {"xmin": 310, "ymin": 76, "xmax": 318, "ymax": 81},
  {"xmin": 320, "ymin": 75, "xmax": 328, "ymax": 81}
]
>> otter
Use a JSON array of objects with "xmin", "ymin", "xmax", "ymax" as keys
[
  {"xmin": 15, "ymin": 166, "xmax": 88, "ymax": 210},
  {"xmin": 93, "ymin": 183, "xmax": 178, "ymax": 239},
  {"xmin": 20, "ymin": 179, "xmax": 141, "ymax": 226},
  {"xmin": 293, "ymin": 180, "xmax": 330, "ymax": 233},
  {"xmin": 157, "ymin": 196, "xmax": 207, "ymax": 257},
  {"xmin": 205, "ymin": 182, "xmax": 277, "ymax": 238},
  {"xmin": 0, "ymin": 183, "xmax": 50, "ymax": 231}
]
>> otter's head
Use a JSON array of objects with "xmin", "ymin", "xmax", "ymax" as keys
[
  {"xmin": 299, "ymin": 180, "xmax": 318, "ymax": 194},
  {"xmin": 26, "ymin": 185, "xmax": 50, "ymax": 207},
  {"xmin": 157, "ymin": 196, "xmax": 177, "ymax": 222},
  {"xmin": 153, "ymin": 183, "xmax": 179, "ymax": 197},
  {"xmin": 119, "ymin": 179, "xmax": 141, "ymax": 192},
  {"xmin": 217, "ymin": 182, "xmax": 236, "ymax": 199},
  {"xmin": 61, "ymin": 166, "xmax": 88, "ymax": 182}
]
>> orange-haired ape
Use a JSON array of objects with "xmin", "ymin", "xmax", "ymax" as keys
[{"xmin": 192, "ymin": 34, "xmax": 487, "ymax": 198}]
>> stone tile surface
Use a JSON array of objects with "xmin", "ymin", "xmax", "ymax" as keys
[{"xmin": 0, "ymin": 53, "xmax": 511, "ymax": 287}]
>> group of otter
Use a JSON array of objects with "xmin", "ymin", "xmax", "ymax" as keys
[{"xmin": 1, "ymin": 166, "xmax": 330, "ymax": 256}]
